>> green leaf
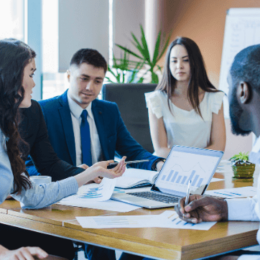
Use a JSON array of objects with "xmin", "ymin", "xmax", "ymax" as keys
[
  {"xmin": 151, "ymin": 71, "xmax": 159, "ymax": 83},
  {"xmin": 116, "ymin": 44, "xmax": 143, "ymax": 59},
  {"xmin": 140, "ymin": 25, "xmax": 151, "ymax": 64},
  {"xmin": 157, "ymin": 34, "xmax": 171, "ymax": 61},
  {"xmin": 137, "ymin": 77, "xmax": 144, "ymax": 83},
  {"xmin": 152, "ymin": 31, "xmax": 161, "ymax": 65},
  {"xmin": 105, "ymin": 77, "xmax": 115, "ymax": 83}
]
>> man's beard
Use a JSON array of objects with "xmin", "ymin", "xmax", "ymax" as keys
[{"xmin": 229, "ymin": 88, "xmax": 251, "ymax": 136}]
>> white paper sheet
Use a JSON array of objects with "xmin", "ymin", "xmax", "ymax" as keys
[
  {"xmin": 76, "ymin": 210, "xmax": 216, "ymax": 230},
  {"xmin": 57, "ymin": 198, "xmax": 140, "ymax": 212},
  {"xmin": 205, "ymin": 186, "xmax": 257, "ymax": 198},
  {"xmin": 59, "ymin": 177, "xmax": 116, "ymax": 204},
  {"xmin": 159, "ymin": 211, "xmax": 217, "ymax": 230},
  {"xmin": 210, "ymin": 178, "xmax": 224, "ymax": 182},
  {"xmin": 76, "ymin": 215, "xmax": 159, "ymax": 228}
]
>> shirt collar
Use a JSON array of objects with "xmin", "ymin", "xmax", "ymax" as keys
[{"xmin": 67, "ymin": 91, "xmax": 93, "ymax": 120}]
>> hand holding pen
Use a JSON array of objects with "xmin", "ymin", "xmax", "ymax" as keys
[{"xmin": 176, "ymin": 194, "xmax": 228, "ymax": 223}]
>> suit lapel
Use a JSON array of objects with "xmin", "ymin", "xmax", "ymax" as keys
[
  {"xmin": 58, "ymin": 90, "xmax": 76, "ymax": 166},
  {"xmin": 92, "ymin": 100, "xmax": 109, "ymax": 160}
]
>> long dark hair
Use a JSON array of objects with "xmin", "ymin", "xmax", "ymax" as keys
[
  {"xmin": 0, "ymin": 39, "xmax": 36, "ymax": 194},
  {"xmin": 156, "ymin": 37, "xmax": 218, "ymax": 117}
]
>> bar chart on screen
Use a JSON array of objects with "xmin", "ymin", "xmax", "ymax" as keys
[
  {"xmin": 160, "ymin": 163, "xmax": 206, "ymax": 188},
  {"xmin": 156, "ymin": 149, "xmax": 220, "ymax": 195}
]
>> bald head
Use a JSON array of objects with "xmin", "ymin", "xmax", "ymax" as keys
[{"xmin": 230, "ymin": 44, "xmax": 260, "ymax": 94}]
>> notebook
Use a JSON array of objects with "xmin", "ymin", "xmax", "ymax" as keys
[
  {"xmin": 115, "ymin": 168, "xmax": 159, "ymax": 189},
  {"xmin": 112, "ymin": 146, "xmax": 223, "ymax": 209}
]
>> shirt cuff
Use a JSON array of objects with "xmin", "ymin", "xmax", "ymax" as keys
[
  {"xmin": 58, "ymin": 176, "xmax": 79, "ymax": 197},
  {"xmin": 238, "ymin": 255, "xmax": 260, "ymax": 260},
  {"xmin": 227, "ymin": 198, "xmax": 260, "ymax": 221}
]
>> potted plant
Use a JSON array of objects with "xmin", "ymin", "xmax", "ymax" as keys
[
  {"xmin": 230, "ymin": 152, "xmax": 255, "ymax": 179},
  {"xmin": 115, "ymin": 25, "xmax": 171, "ymax": 83}
]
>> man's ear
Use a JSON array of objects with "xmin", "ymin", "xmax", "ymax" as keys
[
  {"xmin": 238, "ymin": 81, "xmax": 251, "ymax": 104},
  {"xmin": 67, "ymin": 70, "xmax": 70, "ymax": 82}
]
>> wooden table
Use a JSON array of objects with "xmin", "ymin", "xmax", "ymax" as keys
[{"xmin": 0, "ymin": 171, "xmax": 259, "ymax": 260}]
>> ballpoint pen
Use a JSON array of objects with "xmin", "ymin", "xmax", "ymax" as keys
[
  {"xmin": 108, "ymin": 159, "xmax": 150, "ymax": 168},
  {"xmin": 185, "ymin": 180, "xmax": 192, "ymax": 206}
]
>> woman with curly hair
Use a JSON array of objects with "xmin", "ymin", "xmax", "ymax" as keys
[{"xmin": 0, "ymin": 39, "xmax": 125, "ymax": 260}]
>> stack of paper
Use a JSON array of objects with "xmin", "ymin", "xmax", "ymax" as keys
[
  {"xmin": 205, "ymin": 187, "xmax": 257, "ymax": 198},
  {"xmin": 76, "ymin": 210, "xmax": 216, "ymax": 230},
  {"xmin": 115, "ymin": 168, "xmax": 159, "ymax": 189},
  {"xmin": 57, "ymin": 178, "xmax": 140, "ymax": 212}
]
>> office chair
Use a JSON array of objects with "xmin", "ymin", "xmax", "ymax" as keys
[{"xmin": 102, "ymin": 83, "xmax": 156, "ymax": 154}]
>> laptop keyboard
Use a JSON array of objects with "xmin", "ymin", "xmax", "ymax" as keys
[{"xmin": 128, "ymin": 192, "xmax": 179, "ymax": 204}]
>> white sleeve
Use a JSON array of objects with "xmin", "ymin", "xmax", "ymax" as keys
[
  {"xmin": 144, "ymin": 91, "xmax": 163, "ymax": 119},
  {"xmin": 227, "ymin": 197, "xmax": 260, "ymax": 221},
  {"xmin": 210, "ymin": 91, "xmax": 225, "ymax": 114},
  {"xmin": 238, "ymin": 255, "xmax": 260, "ymax": 260}
]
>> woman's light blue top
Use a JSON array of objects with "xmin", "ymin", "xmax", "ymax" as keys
[{"xmin": 0, "ymin": 130, "xmax": 78, "ymax": 209}]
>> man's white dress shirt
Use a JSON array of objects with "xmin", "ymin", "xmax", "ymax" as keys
[
  {"xmin": 227, "ymin": 137, "xmax": 260, "ymax": 260},
  {"xmin": 67, "ymin": 92, "xmax": 102, "ymax": 166}
]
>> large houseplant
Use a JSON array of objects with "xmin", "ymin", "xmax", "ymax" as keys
[
  {"xmin": 114, "ymin": 25, "xmax": 171, "ymax": 84},
  {"xmin": 105, "ymin": 50, "xmax": 144, "ymax": 83}
]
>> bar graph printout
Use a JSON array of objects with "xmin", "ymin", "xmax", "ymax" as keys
[
  {"xmin": 76, "ymin": 211, "xmax": 216, "ymax": 230},
  {"xmin": 155, "ymin": 147, "xmax": 222, "ymax": 197},
  {"xmin": 59, "ymin": 177, "xmax": 116, "ymax": 203}
]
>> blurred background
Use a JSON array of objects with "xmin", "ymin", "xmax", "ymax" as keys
[{"xmin": 2, "ymin": 0, "xmax": 260, "ymax": 159}]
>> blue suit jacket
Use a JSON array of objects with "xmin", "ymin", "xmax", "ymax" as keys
[{"xmin": 26, "ymin": 90, "xmax": 159, "ymax": 178}]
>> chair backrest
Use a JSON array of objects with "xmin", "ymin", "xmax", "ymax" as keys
[{"xmin": 102, "ymin": 83, "xmax": 157, "ymax": 153}]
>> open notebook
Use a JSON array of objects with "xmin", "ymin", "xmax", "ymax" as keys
[{"xmin": 116, "ymin": 168, "xmax": 159, "ymax": 189}]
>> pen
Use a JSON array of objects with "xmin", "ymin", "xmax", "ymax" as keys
[
  {"xmin": 185, "ymin": 180, "xmax": 192, "ymax": 206},
  {"xmin": 108, "ymin": 159, "xmax": 150, "ymax": 167}
]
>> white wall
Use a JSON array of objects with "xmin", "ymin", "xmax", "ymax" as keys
[
  {"xmin": 58, "ymin": 0, "xmax": 109, "ymax": 72},
  {"xmin": 113, "ymin": 0, "xmax": 145, "ymax": 58}
]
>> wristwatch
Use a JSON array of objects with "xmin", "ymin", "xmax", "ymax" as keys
[{"xmin": 151, "ymin": 158, "xmax": 166, "ymax": 171}]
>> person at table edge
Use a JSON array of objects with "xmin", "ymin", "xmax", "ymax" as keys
[{"xmin": 177, "ymin": 44, "xmax": 260, "ymax": 260}]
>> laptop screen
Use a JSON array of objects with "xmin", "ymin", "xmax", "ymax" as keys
[{"xmin": 152, "ymin": 146, "xmax": 223, "ymax": 197}]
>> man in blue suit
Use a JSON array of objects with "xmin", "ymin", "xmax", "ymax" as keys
[{"xmin": 26, "ymin": 48, "xmax": 164, "ymax": 260}]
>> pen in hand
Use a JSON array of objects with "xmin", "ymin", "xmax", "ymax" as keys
[
  {"xmin": 185, "ymin": 180, "xmax": 192, "ymax": 206},
  {"xmin": 107, "ymin": 159, "xmax": 150, "ymax": 169}
]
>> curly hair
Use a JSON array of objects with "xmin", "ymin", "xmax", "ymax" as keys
[{"xmin": 0, "ymin": 39, "xmax": 36, "ymax": 194}]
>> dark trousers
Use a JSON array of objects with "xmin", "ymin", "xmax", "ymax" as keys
[
  {"xmin": 0, "ymin": 223, "xmax": 75, "ymax": 259},
  {"xmin": 85, "ymin": 245, "xmax": 155, "ymax": 260}
]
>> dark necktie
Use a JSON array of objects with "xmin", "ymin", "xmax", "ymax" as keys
[{"xmin": 81, "ymin": 110, "xmax": 92, "ymax": 166}]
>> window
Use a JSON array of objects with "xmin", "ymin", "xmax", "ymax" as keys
[{"xmin": 0, "ymin": 0, "xmax": 25, "ymax": 41}]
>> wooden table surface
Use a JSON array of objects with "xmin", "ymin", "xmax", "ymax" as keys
[{"xmin": 0, "ymin": 170, "xmax": 259, "ymax": 260}]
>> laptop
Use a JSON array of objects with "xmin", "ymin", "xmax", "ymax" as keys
[{"xmin": 111, "ymin": 145, "xmax": 223, "ymax": 209}]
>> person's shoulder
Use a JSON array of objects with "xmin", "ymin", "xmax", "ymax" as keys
[
  {"xmin": 206, "ymin": 90, "xmax": 225, "ymax": 98},
  {"xmin": 39, "ymin": 94, "xmax": 61, "ymax": 108}
]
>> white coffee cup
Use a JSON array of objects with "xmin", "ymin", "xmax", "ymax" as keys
[{"xmin": 30, "ymin": 176, "xmax": 52, "ymax": 185}]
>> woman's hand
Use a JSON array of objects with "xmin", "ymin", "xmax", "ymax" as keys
[
  {"xmin": 74, "ymin": 157, "xmax": 126, "ymax": 187},
  {"xmin": 0, "ymin": 245, "xmax": 48, "ymax": 260}
]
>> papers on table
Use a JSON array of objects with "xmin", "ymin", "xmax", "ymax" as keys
[
  {"xmin": 77, "ymin": 214, "xmax": 159, "ymax": 229},
  {"xmin": 61, "ymin": 177, "xmax": 116, "ymax": 202},
  {"xmin": 115, "ymin": 168, "xmax": 159, "ymax": 189},
  {"xmin": 57, "ymin": 177, "xmax": 140, "ymax": 212},
  {"xmin": 76, "ymin": 210, "xmax": 216, "ymax": 230},
  {"xmin": 159, "ymin": 211, "xmax": 216, "ymax": 230},
  {"xmin": 58, "ymin": 197, "xmax": 140, "ymax": 212},
  {"xmin": 205, "ymin": 187, "xmax": 257, "ymax": 198}
]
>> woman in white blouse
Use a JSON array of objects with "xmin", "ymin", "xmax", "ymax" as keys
[{"xmin": 145, "ymin": 37, "xmax": 226, "ymax": 158}]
